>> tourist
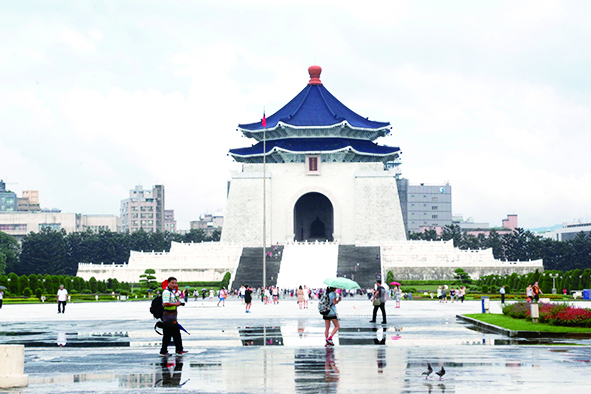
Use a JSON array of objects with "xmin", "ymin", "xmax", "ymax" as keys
[
  {"xmin": 240, "ymin": 285, "xmax": 246, "ymax": 304},
  {"xmin": 57, "ymin": 285, "xmax": 68, "ymax": 314},
  {"xmin": 209, "ymin": 288, "xmax": 214, "ymax": 300},
  {"xmin": 297, "ymin": 286, "xmax": 305, "ymax": 309},
  {"xmin": 264, "ymin": 287, "xmax": 271, "ymax": 304},
  {"xmin": 394, "ymin": 286, "xmax": 402, "ymax": 308},
  {"xmin": 442, "ymin": 285, "xmax": 448, "ymax": 303},
  {"xmin": 0, "ymin": 287, "xmax": 3, "ymax": 309},
  {"xmin": 324, "ymin": 286, "xmax": 341, "ymax": 346},
  {"xmin": 245, "ymin": 285, "xmax": 253, "ymax": 313},
  {"xmin": 193, "ymin": 289, "xmax": 199, "ymax": 301},
  {"xmin": 459, "ymin": 286, "xmax": 466, "ymax": 303},
  {"xmin": 526, "ymin": 285, "xmax": 533, "ymax": 302},
  {"xmin": 160, "ymin": 276, "xmax": 187, "ymax": 356},
  {"xmin": 303, "ymin": 285, "xmax": 309, "ymax": 308},
  {"xmin": 532, "ymin": 282, "xmax": 542, "ymax": 303},
  {"xmin": 369, "ymin": 280, "xmax": 387, "ymax": 324},
  {"xmin": 217, "ymin": 287, "xmax": 226, "ymax": 307},
  {"xmin": 450, "ymin": 287, "xmax": 456, "ymax": 303},
  {"xmin": 499, "ymin": 285, "xmax": 506, "ymax": 304},
  {"xmin": 437, "ymin": 286, "xmax": 442, "ymax": 302},
  {"xmin": 183, "ymin": 288, "xmax": 189, "ymax": 303},
  {"xmin": 272, "ymin": 286, "xmax": 279, "ymax": 304}
]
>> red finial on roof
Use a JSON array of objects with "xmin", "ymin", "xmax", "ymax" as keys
[{"xmin": 308, "ymin": 65, "xmax": 322, "ymax": 85}]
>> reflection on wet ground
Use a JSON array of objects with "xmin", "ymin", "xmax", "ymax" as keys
[{"xmin": 2, "ymin": 301, "xmax": 591, "ymax": 393}]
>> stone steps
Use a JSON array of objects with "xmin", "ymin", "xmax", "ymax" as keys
[
  {"xmin": 231, "ymin": 246, "xmax": 283, "ymax": 289},
  {"xmin": 337, "ymin": 245, "xmax": 382, "ymax": 289}
]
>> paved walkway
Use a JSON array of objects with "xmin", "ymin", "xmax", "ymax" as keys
[{"xmin": 1, "ymin": 297, "xmax": 590, "ymax": 393}]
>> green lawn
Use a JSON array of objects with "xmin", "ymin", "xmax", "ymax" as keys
[{"xmin": 464, "ymin": 313, "xmax": 591, "ymax": 333}]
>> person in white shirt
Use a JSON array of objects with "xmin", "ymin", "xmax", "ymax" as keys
[{"xmin": 57, "ymin": 285, "xmax": 68, "ymax": 314}]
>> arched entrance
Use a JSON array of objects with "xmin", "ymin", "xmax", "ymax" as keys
[{"xmin": 293, "ymin": 192, "xmax": 334, "ymax": 242}]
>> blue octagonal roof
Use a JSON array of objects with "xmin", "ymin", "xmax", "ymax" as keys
[{"xmin": 238, "ymin": 83, "xmax": 390, "ymax": 132}]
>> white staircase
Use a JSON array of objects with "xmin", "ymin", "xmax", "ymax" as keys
[{"xmin": 276, "ymin": 242, "xmax": 339, "ymax": 290}]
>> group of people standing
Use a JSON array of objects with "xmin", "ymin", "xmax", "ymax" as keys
[{"xmin": 437, "ymin": 285, "xmax": 466, "ymax": 303}]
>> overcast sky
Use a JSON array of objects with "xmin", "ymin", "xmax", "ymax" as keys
[{"xmin": 2, "ymin": 1, "xmax": 590, "ymax": 230}]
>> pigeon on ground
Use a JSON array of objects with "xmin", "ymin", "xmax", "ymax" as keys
[
  {"xmin": 421, "ymin": 363, "xmax": 433, "ymax": 379},
  {"xmin": 435, "ymin": 366, "xmax": 446, "ymax": 380}
]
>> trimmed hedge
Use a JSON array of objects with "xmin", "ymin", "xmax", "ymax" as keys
[{"xmin": 503, "ymin": 301, "xmax": 591, "ymax": 327}]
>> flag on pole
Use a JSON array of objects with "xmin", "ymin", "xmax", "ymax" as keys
[{"xmin": 262, "ymin": 111, "xmax": 267, "ymax": 128}]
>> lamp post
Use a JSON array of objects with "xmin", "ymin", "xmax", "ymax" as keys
[{"xmin": 549, "ymin": 273, "xmax": 559, "ymax": 294}]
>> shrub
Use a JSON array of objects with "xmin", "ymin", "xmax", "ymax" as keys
[
  {"xmin": 116, "ymin": 289, "xmax": 129, "ymax": 296},
  {"xmin": 503, "ymin": 301, "xmax": 591, "ymax": 327},
  {"xmin": 35, "ymin": 288, "xmax": 43, "ymax": 298},
  {"xmin": 400, "ymin": 287, "xmax": 417, "ymax": 293},
  {"xmin": 481, "ymin": 285, "xmax": 489, "ymax": 294},
  {"xmin": 69, "ymin": 289, "xmax": 78, "ymax": 294},
  {"xmin": 22, "ymin": 287, "xmax": 32, "ymax": 297},
  {"xmin": 81, "ymin": 288, "xmax": 92, "ymax": 294}
]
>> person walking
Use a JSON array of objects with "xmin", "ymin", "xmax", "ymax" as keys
[
  {"xmin": 369, "ymin": 280, "xmax": 387, "ymax": 324},
  {"xmin": 245, "ymin": 285, "xmax": 253, "ymax": 313},
  {"xmin": 57, "ymin": 285, "xmax": 68, "ymax": 314},
  {"xmin": 394, "ymin": 286, "xmax": 402, "ymax": 308},
  {"xmin": 532, "ymin": 282, "xmax": 542, "ymax": 303},
  {"xmin": 526, "ymin": 285, "xmax": 533, "ymax": 302},
  {"xmin": 459, "ymin": 286, "xmax": 466, "ymax": 303},
  {"xmin": 500, "ymin": 285, "xmax": 506, "ymax": 304},
  {"xmin": 0, "ymin": 288, "xmax": 4, "ymax": 309},
  {"xmin": 324, "ymin": 287, "xmax": 341, "ymax": 346},
  {"xmin": 437, "ymin": 286, "xmax": 442, "ymax": 302},
  {"xmin": 160, "ymin": 277, "xmax": 187, "ymax": 356},
  {"xmin": 217, "ymin": 287, "xmax": 227, "ymax": 307},
  {"xmin": 297, "ymin": 286, "xmax": 305, "ymax": 309},
  {"xmin": 303, "ymin": 285, "xmax": 309, "ymax": 309}
]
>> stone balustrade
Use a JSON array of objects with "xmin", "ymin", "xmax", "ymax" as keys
[{"xmin": 0, "ymin": 345, "xmax": 28, "ymax": 388}]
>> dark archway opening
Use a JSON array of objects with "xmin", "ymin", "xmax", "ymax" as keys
[{"xmin": 293, "ymin": 192, "xmax": 334, "ymax": 242}]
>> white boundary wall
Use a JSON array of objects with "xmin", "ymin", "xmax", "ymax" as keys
[{"xmin": 77, "ymin": 242, "xmax": 243, "ymax": 283}]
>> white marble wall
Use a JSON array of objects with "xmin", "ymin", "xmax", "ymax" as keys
[{"xmin": 221, "ymin": 162, "xmax": 406, "ymax": 246}]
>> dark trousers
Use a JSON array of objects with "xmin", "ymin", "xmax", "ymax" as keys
[
  {"xmin": 372, "ymin": 303, "xmax": 387, "ymax": 323},
  {"xmin": 58, "ymin": 301, "xmax": 67, "ymax": 313},
  {"xmin": 501, "ymin": 294, "xmax": 505, "ymax": 303},
  {"xmin": 161, "ymin": 323, "xmax": 183, "ymax": 354}
]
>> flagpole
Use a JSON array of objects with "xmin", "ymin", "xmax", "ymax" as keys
[{"xmin": 262, "ymin": 111, "xmax": 267, "ymax": 290}]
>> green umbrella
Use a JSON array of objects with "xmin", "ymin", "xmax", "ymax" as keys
[{"xmin": 323, "ymin": 277, "xmax": 361, "ymax": 290}]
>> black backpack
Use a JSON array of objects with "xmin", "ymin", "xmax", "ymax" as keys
[{"xmin": 150, "ymin": 295, "xmax": 164, "ymax": 319}]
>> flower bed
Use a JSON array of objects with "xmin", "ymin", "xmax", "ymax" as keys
[
  {"xmin": 468, "ymin": 294, "xmax": 564, "ymax": 300},
  {"xmin": 503, "ymin": 302, "xmax": 591, "ymax": 327}
]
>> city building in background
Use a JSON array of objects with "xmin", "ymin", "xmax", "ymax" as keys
[
  {"xmin": 453, "ymin": 214, "xmax": 518, "ymax": 236},
  {"xmin": 397, "ymin": 179, "xmax": 452, "ymax": 234},
  {"xmin": 0, "ymin": 212, "xmax": 120, "ymax": 242},
  {"xmin": 542, "ymin": 221, "xmax": 591, "ymax": 241},
  {"xmin": 120, "ymin": 185, "xmax": 166, "ymax": 233},
  {"xmin": 17, "ymin": 190, "xmax": 41, "ymax": 212},
  {"xmin": 164, "ymin": 209, "xmax": 177, "ymax": 233},
  {"xmin": 190, "ymin": 213, "xmax": 223, "ymax": 237},
  {"xmin": 0, "ymin": 180, "xmax": 17, "ymax": 213}
]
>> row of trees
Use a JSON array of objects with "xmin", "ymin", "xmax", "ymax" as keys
[
  {"xmin": 0, "ymin": 273, "xmax": 132, "ymax": 297},
  {"xmin": 1, "ymin": 228, "xmax": 220, "ymax": 276},
  {"xmin": 409, "ymin": 225, "xmax": 591, "ymax": 271},
  {"xmin": 478, "ymin": 268, "xmax": 591, "ymax": 295}
]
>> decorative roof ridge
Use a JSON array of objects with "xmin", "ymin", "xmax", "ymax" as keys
[{"xmin": 238, "ymin": 120, "xmax": 390, "ymax": 133}]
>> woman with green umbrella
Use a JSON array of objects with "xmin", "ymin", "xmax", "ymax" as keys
[{"xmin": 323, "ymin": 286, "xmax": 341, "ymax": 346}]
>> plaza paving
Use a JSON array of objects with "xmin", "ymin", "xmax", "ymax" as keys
[{"xmin": 1, "ymin": 296, "xmax": 590, "ymax": 393}]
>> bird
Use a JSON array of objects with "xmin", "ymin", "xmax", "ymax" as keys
[
  {"xmin": 421, "ymin": 363, "xmax": 433, "ymax": 379},
  {"xmin": 435, "ymin": 366, "xmax": 446, "ymax": 380}
]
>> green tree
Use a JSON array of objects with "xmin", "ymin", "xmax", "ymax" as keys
[
  {"xmin": 441, "ymin": 225, "xmax": 462, "ymax": 248},
  {"xmin": 28, "ymin": 273, "xmax": 38, "ymax": 293},
  {"xmin": 0, "ymin": 231, "xmax": 20, "ymax": 274},
  {"xmin": 386, "ymin": 271, "xmax": 394, "ymax": 286},
  {"xmin": 89, "ymin": 277, "xmax": 98, "ymax": 293},
  {"xmin": 8, "ymin": 272, "xmax": 19, "ymax": 295},
  {"xmin": 453, "ymin": 268, "xmax": 472, "ymax": 284},
  {"xmin": 139, "ymin": 269, "xmax": 157, "ymax": 289},
  {"xmin": 19, "ymin": 228, "xmax": 69, "ymax": 275}
]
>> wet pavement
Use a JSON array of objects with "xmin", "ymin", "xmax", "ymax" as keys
[{"xmin": 1, "ymin": 297, "xmax": 590, "ymax": 393}]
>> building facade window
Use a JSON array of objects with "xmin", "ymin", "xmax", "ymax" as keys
[
  {"xmin": 432, "ymin": 206, "xmax": 438, "ymax": 210},
  {"xmin": 432, "ymin": 215, "xmax": 438, "ymax": 219},
  {"xmin": 306, "ymin": 155, "xmax": 320, "ymax": 175}
]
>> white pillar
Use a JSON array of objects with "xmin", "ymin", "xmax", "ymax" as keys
[{"xmin": 0, "ymin": 345, "xmax": 28, "ymax": 388}]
